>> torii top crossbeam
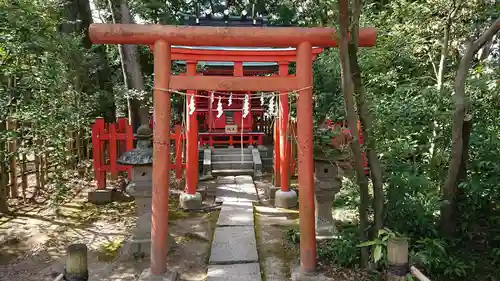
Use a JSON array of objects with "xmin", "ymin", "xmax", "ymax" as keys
[{"xmin": 89, "ymin": 24, "xmax": 376, "ymax": 47}]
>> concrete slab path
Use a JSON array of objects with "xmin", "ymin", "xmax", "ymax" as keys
[{"xmin": 207, "ymin": 176, "xmax": 262, "ymax": 281}]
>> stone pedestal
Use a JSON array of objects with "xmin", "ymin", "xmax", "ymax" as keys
[
  {"xmin": 275, "ymin": 189, "xmax": 298, "ymax": 208},
  {"xmin": 314, "ymin": 160, "xmax": 341, "ymax": 237},
  {"xmin": 179, "ymin": 192, "xmax": 202, "ymax": 209},
  {"xmin": 126, "ymin": 166, "xmax": 174, "ymax": 259}
]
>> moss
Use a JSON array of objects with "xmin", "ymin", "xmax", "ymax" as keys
[
  {"xmin": 253, "ymin": 205, "xmax": 267, "ymax": 281},
  {"xmin": 204, "ymin": 209, "xmax": 220, "ymax": 265}
]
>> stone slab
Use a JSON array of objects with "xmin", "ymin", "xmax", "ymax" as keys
[
  {"xmin": 217, "ymin": 202, "xmax": 254, "ymax": 226},
  {"xmin": 138, "ymin": 269, "xmax": 179, "ymax": 281},
  {"xmin": 207, "ymin": 263, "xmax": 262, "ymax": 281},
  {"xmin": 216, "ymin": 176, "xmax": 236, "ymax": 184},
  {"xmin": 215, "ymin": 183, "xmax": 258, "ymax": 202},
  {"xmin": 290, "ymin": 265, "xmax": 331, "ymax": 281},
  {"xmin": 209, "ymin": 226, "xmax": 258, "ymax": 264},
  {"xmin": 87, "ymin": 189, "xmax": 112, "ymax": 205}
]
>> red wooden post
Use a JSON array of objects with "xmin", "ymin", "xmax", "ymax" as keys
[
  {"xmin": 279, "ymin": 62, "xmax": 290, "ymax": 192},
  {"xmin": 92, "ymin": 118, "xmax": 106, "ymax": 189},
  {"xmin": 175, "ymin": 125, "xmax": 183, "ymax": 179},
  {"xmin": 151, "ymin": 40, "xmax": 171, "ymax": 275},
  {"xmin": 296, "ymin": 41, "xmax": 316, "ymax": 273},
  {"xmin": 273, "ymin": 119, "xmax": 280, "ymax": 187},
  {"xmin": 109, "ymin": 123, "xmax": 118, "ymax": 180},
  {"xmin": 185, "ymin": 61, "xmax": 198, "ymax": 195}
]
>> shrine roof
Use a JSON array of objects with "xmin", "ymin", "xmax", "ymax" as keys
[
  {"xmin": 169, "ymin": 45, "xmax": 323, "ymax": 66},
  {"xmin": 176, "ymin": 61, "xmax": 277, "ymax": 67},
  {"xmin": 172, "ymin": 45, "xmax": 307, "ymax": 52}
]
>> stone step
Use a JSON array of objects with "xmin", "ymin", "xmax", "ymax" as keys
[
  {"xmin": 212, "ymin": 154, "xmax": 253, "ymax": 162},
  {"xmin": 207, "ymin": 263, "xmax": 262, "ymax": 281},
  {"xmin": 211, "ymin": 169, "xmax": 255, "ymax": 176},
  {"xmin": 209, "ymin": 226, "xmax": 258, "ymax": 264},
  {"xmin": 212, "ymin": 161, "xmax": 254, "ymax": 170},
  {"xmin": 217, "ymin": 202, "xmax": 254, "ymax": 226},
  {"xmin": 212, "ymin": 148, "xmax": 252, "ymax": 155}
]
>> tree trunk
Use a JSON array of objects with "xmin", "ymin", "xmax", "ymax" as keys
[
  {"xmin": 430, "ymin": 0, "xmax": 463, "ymax": 165},
  {"xmin": 0, "ymin": 120, "xmax": 9, "ymax": 213},
  {"xmin": 440, "ymin": 18, "xmax": 500, "ymax": 236},
  {"xmin": 108, "ymin": 0, "xmax": 149, "ymax": 132},
  {"xmin": 338, "ymin": 0, "xmax": 370, "ymax": 267},
  {"xmin": 348, "ymin": 0, "xmax": 385, "ymax": 237},
  {"xmin": 95, "ymin": 45, "xmax": 117, "ymax": 123}
]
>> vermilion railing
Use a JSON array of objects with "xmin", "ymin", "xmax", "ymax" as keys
[{"xmin": 92, "ymin": 118, "xmax": 185, "ymax": 189}]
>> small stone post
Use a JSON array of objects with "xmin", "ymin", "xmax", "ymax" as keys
[
  {"xmin": 314, "ymin": 160, "xmax": 341, "ymax": 237},
  {"xmin": 64, "ymin": 244, "xmax": 88, "ymax": 281},
  {"xmin": 387, "ymin": 237, "xmax": 409, "ymax": 281},
  {"xmin": 117, "ymin": 125, "xmax": 174, "ymax": 259}
]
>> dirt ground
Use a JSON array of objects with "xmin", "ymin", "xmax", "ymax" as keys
[{"xmin": 0, "ymin": 176, "xmax": 219, "ymax": 281}]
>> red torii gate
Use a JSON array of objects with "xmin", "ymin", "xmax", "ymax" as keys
[{"xmin": 89, "ymin": 23, "xmax": 376, "ymax": 277}]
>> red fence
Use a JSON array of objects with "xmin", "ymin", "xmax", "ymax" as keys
[{"xmin": 92, "ymin": 118, "xmax": 185, "ymax": 189}]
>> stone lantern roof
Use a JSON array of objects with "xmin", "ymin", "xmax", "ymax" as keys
[{"xmin": 116, "ymin": 125, "xmax": 153, "ymax": 166}]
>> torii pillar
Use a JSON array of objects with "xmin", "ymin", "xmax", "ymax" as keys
[
  {"xmin": 88, "ymin": 23, "xmax": 376, "ymax": 278},
  {"xmin": 180, "ymin": 61, "xmax": 202, "ymax": 210},
  {"xmin": 275, "ymin": 61, "xmax": 297, "ymax": 208}
]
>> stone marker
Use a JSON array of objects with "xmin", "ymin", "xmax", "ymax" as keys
[{"xmin": 314, "ymin": 160, "xmax": 341, "ymax": 237}]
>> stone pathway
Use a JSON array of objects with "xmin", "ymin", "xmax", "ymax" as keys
[{"xmin": 207, "ymin": 175, "xmax": 262, "ymax": 281}]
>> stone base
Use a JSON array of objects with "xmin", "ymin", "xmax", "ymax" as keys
[
  {"xmin": 264, "ymin": 185, "xmax": 280, "ymax": 200},
  {"xmin": 87, "ymin": 189, "xmax": 112, "ymax": 205},
  {"xmin": 124, "ymin": 234, "xmax": 175, "ymax": 260},
  {"xmin": 138, "ymin": 269, "xmax": 179, "ymax": 281},
  {"xmin": 179, "ymin": 192, "xmax": 203, "ymax": 210},
  {"xmin": 291, "ymin": 265, "xmax": 329, "ymax": 281},
  {"xmin": 275, "ymin": 190, "xmax": 298, "ymax": 208}
]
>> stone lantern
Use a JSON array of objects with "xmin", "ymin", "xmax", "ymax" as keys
[
  {"xmin": 117, "ymin": 125, "xmax": 174, "ymax": 259},
  {"xmin": 314, "ymin": 159, "xmax": 342, "ymax": 237}
]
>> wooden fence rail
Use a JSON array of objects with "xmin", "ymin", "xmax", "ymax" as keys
[{"xmin": 1, "ymin": 117, "xmax": 91, "ymax": 200}]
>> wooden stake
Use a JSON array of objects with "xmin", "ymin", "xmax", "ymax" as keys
[
  {"xmin": 20, "ymin": 123, "xmax": 28, "ymax": 200},
  {"xmin": 64, "ymin": 244, "xmax": 88, "ymax": 281},
  {"xmin": 7, "ymin": 118, "xmax": 18, "ymax": 198},
  {"xmin": 387, "ymin": 237, "xmax": 409, "ymax": 281},
  {"xmin": 33, "ymin": 138, "xmax": 42, "ymax": 199}
]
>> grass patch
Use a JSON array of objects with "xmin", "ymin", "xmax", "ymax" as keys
[{"xmin": 96, "ymin": 238, "xmax": 124, "ymax": 262}]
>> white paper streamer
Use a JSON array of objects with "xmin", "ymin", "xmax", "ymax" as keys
[
  {"xmin": 188, "ymin": 95, "xmax": 196, "ymax": 115},
  {"xmin": 260, "ymin": 92, "xmax": 264, "ymax": 106},
  {"xmin": 268, "ymin": 96, "xmax": 275, "ymax": 116},
  {"xmin": 243, "ymin": 94, "xmax": 250, "ymax": 118},
  {"xmin": 216, "ymin": 96, "xmax": 223, "ymax": 118},
  {"xmin": 228, "ymin": 92, "xmax": 233, "ymax": 106}
]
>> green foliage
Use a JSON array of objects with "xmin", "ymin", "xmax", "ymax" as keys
[
  {"xmin": 0, "ymin": 0, "xmax": 111, "ymax": 204},
  {"xmin": 318, "ymin": 227, "xmax": 361, "ymax": 267},
  {"xmin": 357, "ymin": 228, "xmax": 399, "ymax": 265}
]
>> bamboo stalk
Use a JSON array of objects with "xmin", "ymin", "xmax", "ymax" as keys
[
  {"xmin": 64, "ymin": 244, "xmax": 88, "ymax": 281},
  {"xmin": 387, "ymin": 237, "xmax": 409, "ymax": 281},
  {"xmin": 410, "ymin": 266, "xmax": 432, "ymax": 281}
]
